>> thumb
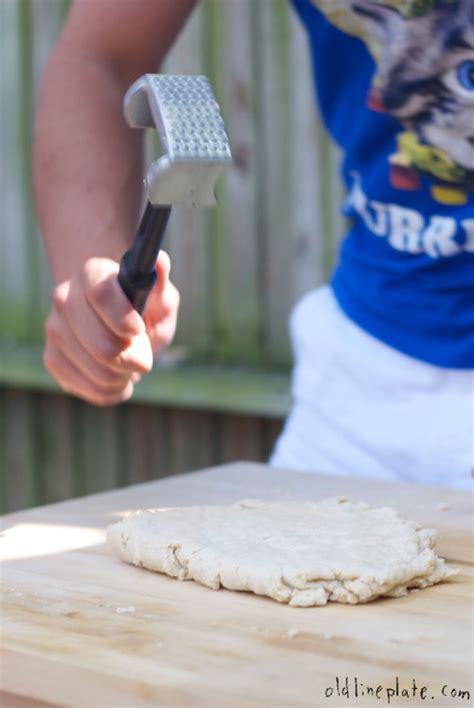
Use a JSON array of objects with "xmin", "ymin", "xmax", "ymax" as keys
[{"xmin": 155, "ymin": 250, "xmax": 171, "ymax": 294}]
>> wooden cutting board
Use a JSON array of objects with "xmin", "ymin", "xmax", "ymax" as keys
[{"xmin": 1, "ymin": 462, "xmax": 472, "ymax": 707}]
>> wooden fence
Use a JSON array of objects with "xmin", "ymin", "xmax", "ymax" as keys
[{"xmin": 0, "ymin": 0, "xmax": 344, "ymax": 513}]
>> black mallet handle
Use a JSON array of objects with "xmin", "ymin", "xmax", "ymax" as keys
[{"xmin": 118, "ymin": 202, "xmax": 171, "ymax": 315}]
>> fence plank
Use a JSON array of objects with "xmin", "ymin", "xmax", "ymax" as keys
[
  {"xmin": 73, "ymin": 404, "xmax": 124, "ymax": 496},
  {"xmin": 262, "ymin": 418, "xmax": 283, "ymax": 462},
  {"xmin": 122, "ymin": 404, "xmax": 170, "ymax": 486},
  {"xmin": 37, "ymin": 392, "xmax": 77, "ymax": 504},
  {"xmin": 218, "ymin": 414, "xmax": 264, "ymax": 464},
  {"xmin": 166, "ymin": 408, "xmax": 219, "ymax": 477},
  {"xmin": 17, "ymin": 0, "xmax": 43, "ymax": 344},
  {"xmin": 161, "ymin": 5, "xmax": 212, "ymax": 359},
  {"xmin": 253, "ymin": 1, "xmax": 294, "ymax": 366},
  {"xmin": 0, "ymin": 389, "xmax": 7, "ymax": 513},
  {"xmin": 0, "ymin": 0, "xmax": 30, "ymax": 340},
  {"xmin": 202, "ymin": 0, "xmax": 262, "ymax": 364},
  {"xmin": 2, "ymin": 390, "xmax": 36, "ymax": 512}
]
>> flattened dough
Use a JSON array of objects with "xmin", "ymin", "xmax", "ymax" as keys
[{"xmin": 107, "ymin": 498, "xmax": 457, "ymax": 607}]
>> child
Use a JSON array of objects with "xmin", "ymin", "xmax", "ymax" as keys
[
  {"xmin": 270, "ymin": 0, "xmax": 474, "ymax": 490},
  {"xmin": 34, "ymin": 0, "xmax": 473, "ymax": 489}
]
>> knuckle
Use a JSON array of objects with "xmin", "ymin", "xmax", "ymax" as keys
[
  {"xmin": 86, "ymin": 274, "xmax": 110, "ymax": 309},
  {"xmin": 45, "ymin": 315, "xmax": 59, "ymax": 342},
  {"xmin": 84, "ymin": 256, "xmax": 100, "ymax": 271},
  {"xmin": 52, "ymin": 284, "xmax": 68, "ymax": 313},
  {"xmin": 80, "ymin": 257, "xmax": 98, "ymax": 281}
]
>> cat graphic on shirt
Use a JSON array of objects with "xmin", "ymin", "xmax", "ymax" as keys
[{"xmin": 312, "ymin": 0, "xmax": 474, "ymax": 205}]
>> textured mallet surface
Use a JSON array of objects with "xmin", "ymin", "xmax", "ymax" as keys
[
  {"xmin": 150, "ymin": 75, "xmax": 231, "ymax": 160},
  {"xmin": 107, "ymin": 498, "xmax": 457, "ymax": 607}
]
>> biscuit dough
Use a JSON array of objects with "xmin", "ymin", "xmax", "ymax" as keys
[{"xmin": 107, "ymin": 498, "xmax": 457, "ymax": 607}]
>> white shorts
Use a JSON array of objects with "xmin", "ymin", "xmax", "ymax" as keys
[{"xmin": 270, "ymin": 286, "xmax": 474, "ymax": 490}]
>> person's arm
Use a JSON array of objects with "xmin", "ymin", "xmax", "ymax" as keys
[{"xmin": 33, "ymin": 0, "xmax": 195, "ymax": 406}]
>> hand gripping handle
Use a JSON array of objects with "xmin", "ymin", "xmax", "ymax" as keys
[{"xmin": 118, "ymin": 203, "xmax": 171, "ymax": 315}]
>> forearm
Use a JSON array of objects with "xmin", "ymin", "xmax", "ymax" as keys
[
  {"xmin": 33, "ymin": 0, "xmax": 193, "ymax": 405},
  {"xmin": 33, "ymin": 0, "xmax": 196, "ymax": 285},
  {"xmin": 33, "ymin": 52, "xmax": 142, "ymax": 284}
]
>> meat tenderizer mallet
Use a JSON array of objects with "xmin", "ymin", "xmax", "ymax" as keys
[{"xmin": 118, "ymin": 74, "xmax": 232, "ymax": 314}]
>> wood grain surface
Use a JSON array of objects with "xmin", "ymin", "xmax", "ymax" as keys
[{"xmin": 1, "ymin": 462, "xmax": 472, "ymax": 707}]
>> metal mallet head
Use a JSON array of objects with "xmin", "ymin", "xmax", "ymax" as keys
[
  {"xmin": 125, "ymin": 74, "xmax": 232, "ymax": 206},
  {"xmin": 118, "ymin": 74, "xmax": 232, "ymax": 313}
]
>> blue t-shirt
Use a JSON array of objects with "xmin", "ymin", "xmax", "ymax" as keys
[{"xmin": 292, "ymin": 0, "xmax": 474, "ymax": 368}]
